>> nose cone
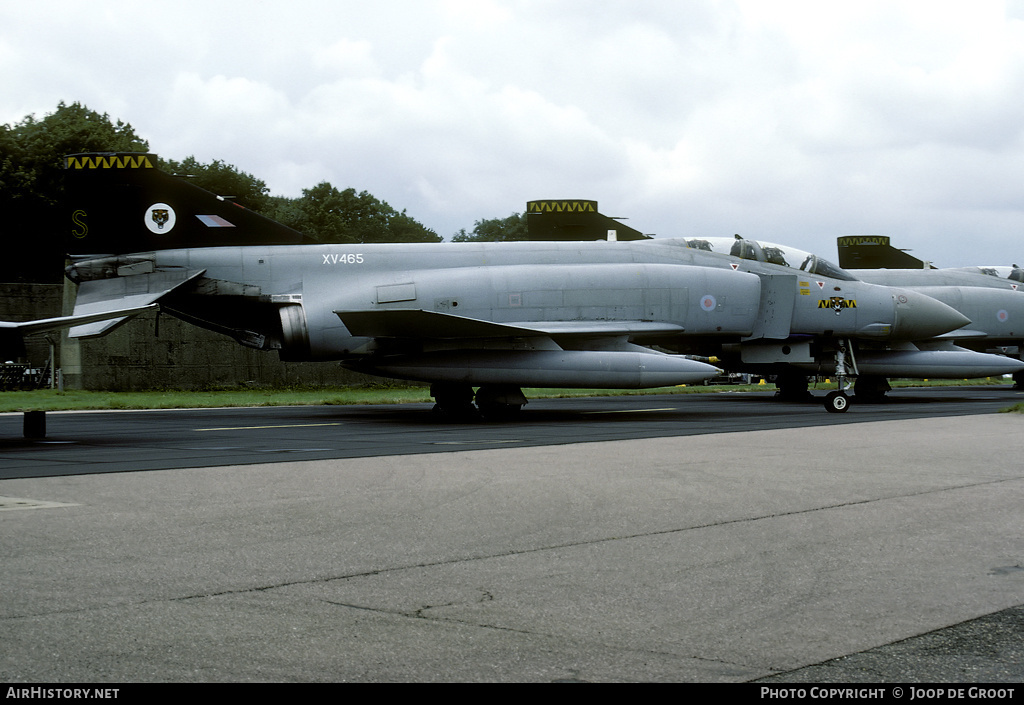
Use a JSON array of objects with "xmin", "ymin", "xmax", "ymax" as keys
[{"xmin": 891, "ymin": 289, "xmax": 971, "ymax": 340}]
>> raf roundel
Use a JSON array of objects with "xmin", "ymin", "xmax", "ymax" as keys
[
  {"xmin": 700, "ymin": 294, "xmax": 717, "ymax": 312},
  {"xmin": 145, "ymin": 203, "xmax": 176, "ymax": 234}
]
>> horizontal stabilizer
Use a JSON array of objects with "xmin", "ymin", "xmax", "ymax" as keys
[
  {"xmin": 335, "ymin": 308, "xmax": 685, "ymax": 340},
  {"xmin": 70, "ymin": 269, "xmax": 205, "ymax": 338},
  {"xmin": 0, "ymin": 304, "xmax": 157, "ymax": 337},
  {"xmin": 0, "ymin": 305, "xmax": 158, "ymax": 359}
]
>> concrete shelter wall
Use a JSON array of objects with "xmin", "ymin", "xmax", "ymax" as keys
[{"xmin": 1, "ymin": 283, "xmax": 393, "ymax": 391}]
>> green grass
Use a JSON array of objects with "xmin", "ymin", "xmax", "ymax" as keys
[
  {"xmin": 0, "ymin": 384, "xmax": 714, "ymax": 412},
  {"xmin": 0, "ymin": 386, "xmax": 434, "ymax": 412},
  {"xmin": 0, "ymin": 377, "xmax": 1018, "ymax": 412}
]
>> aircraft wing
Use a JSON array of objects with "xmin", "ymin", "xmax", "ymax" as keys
[
  {"xmin": 334, "ymin": 308, "xmax": 713, "ymax": 390},
  {"xmin": 933, "ymin": 329, "xmax": 990, "ymax": 340},
  {"xmin": 335, "ymin": 308, "xmax": 685, "ymax": 341}
]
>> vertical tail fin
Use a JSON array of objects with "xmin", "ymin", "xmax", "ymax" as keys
[
  {"xmin": 65, "ymin": 152, "xmax": 311, "ymax": 255},
  {"xmin": 836, "ymin": 235, "xmax": 934, "ymax": 270},
  {"xmin": 525, "ymin": 199, "xmax": 650, "ymax": 241}
]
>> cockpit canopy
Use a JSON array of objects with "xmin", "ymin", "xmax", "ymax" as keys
[
  {"xmin": 686, "ymin": 236, "xmax": 856, "ymax": 281},
  {"xmin": 958, "ymin": 266, "xmax": 1024, "ymax": 283},
  {"xmin": 970, "ymin": 266, "xmax": 1019, "ymax": 282}
]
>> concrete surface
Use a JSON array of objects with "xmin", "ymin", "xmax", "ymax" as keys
[{"xmin": 2, "ymin": 414, "xmax": 1022, "ymax": 682}]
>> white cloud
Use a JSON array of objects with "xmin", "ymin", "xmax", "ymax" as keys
[
  {"xmin": 4, "ymin": 0, "xmax": 1024, "ymax": 262},
  {"xmin": 312, "ymin": 39, "xmax": 380, "ymax": 79}
]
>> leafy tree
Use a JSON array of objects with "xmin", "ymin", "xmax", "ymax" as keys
[
  {"xmin": 2, "ymin": 101, "xmax": 148, "ymax": 210},
  {"xmin": 0, "ymin": 101, "xmax": 442, "ymax": 282},
  {"xmin": 158, "ymin": 156, "xmax": 271, "ymax": 213},
  {"xmin": 1, "ymin": 102, "xmax": 148, "ymax": 281},
  {"xmin": 386, "ymin": 209, "xmax": 443, "ymax": 243},
  {"xmin": 452, "ymin": 212, "xmax": 527, "ymax": 242},
  {"xmin": 273, "ymin": 182, "xmax": 440, "ymax": 244}
]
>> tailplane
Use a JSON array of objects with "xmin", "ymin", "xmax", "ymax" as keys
[{"xmin": 65, "ymin": 152, "xmax": 312, "ymax": 255}]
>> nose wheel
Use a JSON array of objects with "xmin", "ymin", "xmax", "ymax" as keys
[
  {"xmin": 824, "ymin": 390, "xmax": 850, "ymax": 413},
  {"xmin": 823, "ymin": 339, "xmax": 857, "ymax": 413}
]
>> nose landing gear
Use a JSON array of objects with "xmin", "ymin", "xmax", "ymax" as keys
[
  {"xmin": 824, "ymin": 339, "xmax": 858, "ymax": 413},
  {"xmin": 824, "ymin": 390, "xmax": 850, "ymax": 413}
]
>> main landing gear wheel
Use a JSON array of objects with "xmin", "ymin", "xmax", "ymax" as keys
[
  {"xmin": 824, "ymin": 390, "xmax": 850, "ymax": 413},
  {"xmin": 475, "ymin": 385, "xmax": 527, "ymax": 421},
  {"xmin": 773, "ymin": 371, "xmax": 812, "ymax": 402},
  {"xmin": 854, "ymin": 375, "xmax": 890, "ymax": 404},
  {"xmin": 430, "ymin": 383, "xmax": 478, "ymax": 421}
]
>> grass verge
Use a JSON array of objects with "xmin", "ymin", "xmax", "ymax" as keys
[{"xmin": 0, "ymin": 377, "xmax": 1018, "ymax": 413}]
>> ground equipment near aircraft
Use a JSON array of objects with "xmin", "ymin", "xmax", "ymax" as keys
[{"xmin": 58, "ymin": 154, "xmax": 974, "ymax": 416}]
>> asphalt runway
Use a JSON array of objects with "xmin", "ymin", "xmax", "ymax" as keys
[
  {"xmin": 1, "ymin": 386, "xmax": 1023, "ymax": 682},
  {"xmin": 2, "ymin": 385, "xmax": 1022, "ymax": 479}
]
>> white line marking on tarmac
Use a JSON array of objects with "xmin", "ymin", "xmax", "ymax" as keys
[
  {"xmin": 430, "ymin": 440, "xmax": 523, "ymax": 445},
  {"xmin": 582, "ymin": 408, "xmax": 677, "ymax": 415},
  {"xmin": 195, "ymin": 423, "xmax": 344, "ymax": 432},
  {"xmin": 0, "ymin": 496, "xmax": 79, "ymax": 511}
]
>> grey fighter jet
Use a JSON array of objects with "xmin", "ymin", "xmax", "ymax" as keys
[
  {"xmin": 661, "ymin": 237, "xmax": 1024, "ymax": 402},
  {"xmin": 56, "ymin": 153, "xmax": 973, "ymax": 415},
  {"xmin": 837, "ymin": 235, "xmax": 1024, "ymax": 283},
  {"xmin": 837, "ymin": 236, "xmax": 1024, "ymax": 396}
]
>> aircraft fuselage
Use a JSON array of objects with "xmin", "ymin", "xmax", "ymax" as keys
[{"xmin": 66, "ymin": 238, "xmax": 969, "ymax": 391}]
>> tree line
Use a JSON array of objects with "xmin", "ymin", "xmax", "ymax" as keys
[{"xmin": 1, "ymin": 102, "xmax": 526, "ymax": 282}]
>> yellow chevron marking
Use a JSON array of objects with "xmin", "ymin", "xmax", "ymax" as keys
[
  {"xmin": 526, "ymin": 200, "xmax": 597, "ymax": 213},
  {"xmin": 837, "ymin": 235, "xmax": 890, "ymax": 246},
  {"xmin": 65, "ymin": 155, "xmax": 154, "ymax": 170}
]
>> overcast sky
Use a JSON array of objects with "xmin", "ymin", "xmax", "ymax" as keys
[{"xmin": 4, "ymin": 0, "xmax": 1024, "ymax": 266}]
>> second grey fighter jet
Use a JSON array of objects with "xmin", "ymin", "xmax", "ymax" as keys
[
  {"xmin": 662, "ymin": 237, "xmax": 1024, "ymax": 402},
  {"xmin": 837, "ymin": 235, "xmax": 1024, "ymax": 395}
]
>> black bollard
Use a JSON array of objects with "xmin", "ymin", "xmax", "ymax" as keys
[{"xmin": 23, "ymin": 410, "xmax": 46, "ymax": 439}]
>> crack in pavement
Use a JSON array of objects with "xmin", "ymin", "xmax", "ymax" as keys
[
  {"xmin": 315, "ymin": 592, "xmax": 757, "ymax": 675},
  {"xmin": 6, "ymin": 473, "xmax": 1022, "ymax": 622}
]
